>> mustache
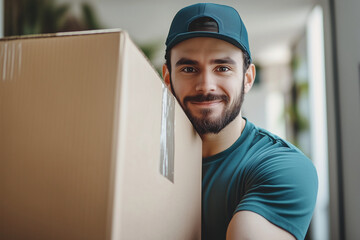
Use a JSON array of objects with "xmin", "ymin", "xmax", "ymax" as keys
[{"xmin": 183, "ymin": 94, "xmax": 229, "ymax": 104}]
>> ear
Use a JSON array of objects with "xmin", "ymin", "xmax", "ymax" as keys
[
  {"xmin": 162, "ymin": 64, "xmax": 171, "ymax": 89},
  {"xmin": 244, "ymin": 63, "xmax": 256, "ymax": 93}
]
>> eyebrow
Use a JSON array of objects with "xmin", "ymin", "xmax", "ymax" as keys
[
  {"xmin": 210, "ymin": 57, "xmax": 236, "ymax": 65},
  {"xmin": 175, "ymin": 58, "xmax": 199, "ymax": 67},
  {"xmin": 175, "ymin": 57, "xmax": 236, "ymax": 67}
]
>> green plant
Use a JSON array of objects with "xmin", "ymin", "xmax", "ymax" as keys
[
  {"xmin": 138, "ymin": 41, "xmax": 163, "ymax": 76},
  {"xmin": 5, "ymin": 0, "xmax": 103, "ymax": 36},
  {"xmin": 285, "ymin": 55, "xmax": 310, "ymax": 147}
]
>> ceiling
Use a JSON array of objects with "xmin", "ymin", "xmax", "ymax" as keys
[{"xmin": 57, "ymin": 0, "xmax": 317, "ymax": 65}]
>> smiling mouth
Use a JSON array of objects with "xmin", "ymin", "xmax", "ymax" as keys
[
  {"xmin": 190, "ymin": 100, "xmax": 223, "ymax": 107},
  {"xmin": 184, "ymin": 94, "xmax": 229, "ymax": 108}
]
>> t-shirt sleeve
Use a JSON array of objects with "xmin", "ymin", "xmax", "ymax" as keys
[{"xmin": 234, "ymin": 150, "xmax": 318, "ymax": 240}]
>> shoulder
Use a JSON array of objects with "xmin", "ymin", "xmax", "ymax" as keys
[
  {"xmin": 241, "ymin": 120, "xmax": 315, "ymax": 173},
  {"xmin": 242, "ymin": 122, "xmax": 318, "ymax": 202},
  {"xmin": 230, "ymin": 120, "xmax": 318, "ymax": 195},
  {"xmin": 234, "ymin": 120, "xmax": 318, "ymax": 239}
]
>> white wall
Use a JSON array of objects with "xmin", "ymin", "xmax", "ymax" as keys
[
  {"xmin": 307, "ymin": 6, "xmax": 329, "ymax": 240},
  {"xmin": 323, "ymin": 0, "xmax": 360, "ymax": 239},
  {"xmin": 333, "ymin": 0, "xmax": 360, "ymax": 239},
  {"xmin": 242, "ymin": 63, "xmax": 290, "ymax": 140},
  {"xmin": 319, "ymin": 0, "xmax": 341, "ymax": 239}
]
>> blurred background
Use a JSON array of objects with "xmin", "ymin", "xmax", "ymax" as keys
[{"xmin": 1, "ymin": 0, "xmax": 359, "ymax": 239}]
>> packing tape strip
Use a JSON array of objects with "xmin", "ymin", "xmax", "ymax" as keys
[{"xmin": 160, "ymin": 84, "xmax": 175, "ymax": 183}]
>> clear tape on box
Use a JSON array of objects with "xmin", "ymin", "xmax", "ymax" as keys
[
  {"xmin": 160, "ymin": 84, "xmax": 175, "ymax": 182},
  {"xmin": 0, "ymin": 42, "xmax": 22, "ymax": 81}
]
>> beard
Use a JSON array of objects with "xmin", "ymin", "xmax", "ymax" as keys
[{"xmin": 178, "ymin": 82, "xmax": 245, "ymax": 135}]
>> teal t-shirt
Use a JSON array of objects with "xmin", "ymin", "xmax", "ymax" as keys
[{"xmin": 202, "ymin": 119, "xmax": 318, "ymax": 240}]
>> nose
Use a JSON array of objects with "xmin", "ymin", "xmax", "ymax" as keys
[{"xmin": 195, "ymin": 71, "xmax": 216, "ymax": 93}]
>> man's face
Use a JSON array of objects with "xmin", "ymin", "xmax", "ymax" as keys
[{"xmin": 165, "ymin": 37, "xmax": 247, "ymax": 135}]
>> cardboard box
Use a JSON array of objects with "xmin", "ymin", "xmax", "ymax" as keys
[{"xmin": 0, "ymin": 30, "xmax": 202, "ymax": 240}]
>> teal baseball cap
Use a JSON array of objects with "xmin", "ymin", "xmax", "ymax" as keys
[{"xmin": 165, "ymin": 3, "xmax": 252, "ymax": 60}]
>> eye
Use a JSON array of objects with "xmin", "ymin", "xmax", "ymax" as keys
[
  {"xmin": 216, "ymin": 66, "xmax": 231, "ymax": 72},
  {"xmin": 181, "ymin": 66, "xmax": 197, "ymax": 73}
]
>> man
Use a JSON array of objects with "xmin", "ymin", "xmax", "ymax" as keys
[{"xmin": 162, "ymin": 3, "xmax": 318, "ymax": 240}]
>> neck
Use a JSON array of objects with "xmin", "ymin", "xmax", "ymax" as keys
[{"xmin": 200, "ymin": 114, "xmax": 246, "ymax": 158}]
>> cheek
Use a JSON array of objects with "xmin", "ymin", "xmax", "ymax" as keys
[
  {"xmin": 171, "ymin": 81, "xmax": 189, "ymax": 104},
  {"xmin": 223, "ymin": 82, "xmax": 243, "ymax": 102},
  {"xmin": 171, "ymin": 77, "xmax": 193, "ymax": 98},
  {"xmin": 220, "ymin": 80, "xmax": 239, "ymax": 94}
]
